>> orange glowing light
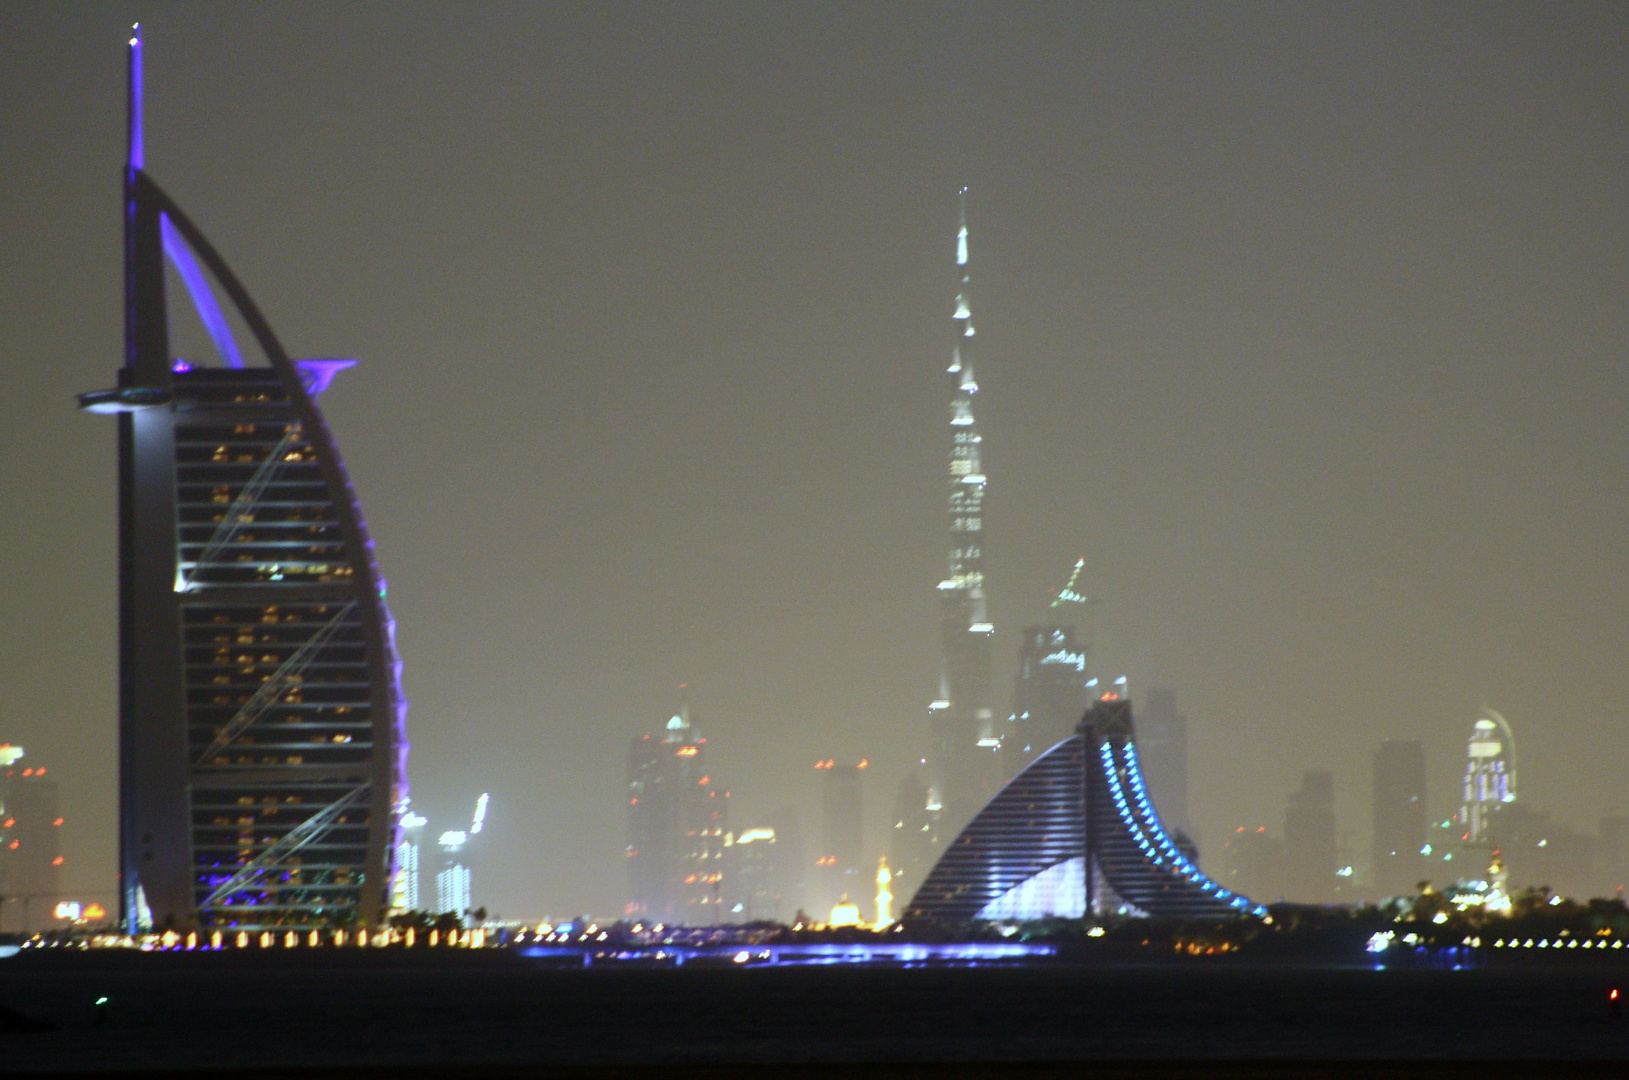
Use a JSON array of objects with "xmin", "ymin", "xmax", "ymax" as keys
[
  {"xmin": 83, "ymin": 903, "xmax": 106, "ymax": 920},
  {"xmin": 7, "ymin": 841, "xmax": 17, "ymax": 851},
  {"xmin": 52, "ymin": 818, "xmax": 63, "ymax": 827},
  {"xmin": 1613, "ymin": 989, "xmax": 1621, "ymax": 1001},
  {"xmin": 51, "ymin": 856, "xmax": 64, "ymax": 866},
  {"xmin": 698, "ymin": 776, "xmax": 710, "ymax": 785},
  {"xmin": 676, "ymin": 746, "xmax": 699, "ymax": 757},
  {"xmin": 857, "ymin": 759, "xmax": 869, "ymax": 769}
]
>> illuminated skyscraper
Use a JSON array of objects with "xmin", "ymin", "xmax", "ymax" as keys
[
  {"xmin": 435, "ymin": 831, "xmax": 471, "ymax": 917},
  {"xmin": 1006, "ymin": 626, "xmax": 1090, "ymax": 777},
  {"xmin": 927, "ymin": 190, "xmax": 998, "ymax": 837},
  {"xmin": 1004, "ymin": 560, "xmax": 1094, "ymax": 780},
  {"xmin": 392, "ymin": 803, "xmax": 427, "ymax": 911},
  {"xmin": 0, "ymin": 747, "xmax": 63, "ymax": 933},
  {"xmin": 79, "ymin": 29, "xmax": 408, "ymax": 932},
  {"xmin": 624, "ymin": 696, "xmax": 730, "ymax": 923},
  {"xmin": 725, "ymin": 809, "xmax": 803, "ymax": 922},
  {"xmin": 432, "ymin": 794, "xmax": 488, "ymax": 918},
  {"xmin": 887, "ymin": 772, "xmax": 936, "ymax": 905},
  {"xmin": 1462, "ymin": 709, "xmax": 1517, "ymax": 843},
  {"xmin": 813, "ymin": 759, "xmax": 867, "ymax": 914}
]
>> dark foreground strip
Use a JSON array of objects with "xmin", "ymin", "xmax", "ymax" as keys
[{"xmin": 3, "ymin": 1064, "xmax": 1625, "ymax": 1080}]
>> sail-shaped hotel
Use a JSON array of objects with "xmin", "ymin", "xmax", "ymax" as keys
[{"xmin": 79, "ymin": 28, "xmax": 408, "ymax": 932}]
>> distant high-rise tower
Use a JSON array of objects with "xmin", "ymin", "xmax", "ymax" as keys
[
  {"xmin": 725, "ymin": 814, "xmax": 802, "ymax": 923},
  {"xmin": 927, "ymin": 189, "xmax": 998, "ymax": 837},
  {"xmin": 813, "ymin": 759, "xmax": 867, "ymax": 914},
  {"xmin": 0, "ymin": 747, "xmax": 63, "ymax": 933},
  {"xmin": 1283, "ymin": 770, "xmax": 1336, "ymax": 902},
  {"xmin": 435, "ymin": 831, "xmax": 471, "ymax": 917},
  {"xmin": 391, "ymin": 802, "xmax": 427, "ymax": 911},
  {"xmin": 887, "ymin": 772, "xmax": 935, "ymax": 906},
  {"xmin": 79, "ymin": 28, "xmax": 407, "ymax": 933},
  {"xmin": 624, "ymin": 695, "xmax": 730, "ymax": 923},
  {"xmin": 1462, "ymin": 709, "xmax": 1516, "ymax": 843},
  {"xmin": 432, "ymin": 793, "xmax": 487, "ymax": 919},
  {"xmin": 1005, "ymin": 627, "xmax": 1090, "ymax": 777},
  {"xmin": 1133, "ymin": 689, "xmax": 1190, "ymax": 838},
  {"xmin": 1371, "ymin": 740, "xmax": 1426, "ymax": 898}
]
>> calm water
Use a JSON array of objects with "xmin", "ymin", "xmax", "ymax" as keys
[{"xmin": 0, "ymin": 951, "xmax": 1625, "ymax": 1072}]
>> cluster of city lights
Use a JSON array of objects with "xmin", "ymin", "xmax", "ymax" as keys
[
  {"xmin": 515, "ymin": 922, "xmax": 612, "ymax": 944},
  {"xmin": 1367, "ymin": 928, "xmax": 1622, "ymax": 954},
  {"xmin": 17, "ymin": 926, "xmax": 499, "ymax": 951}
]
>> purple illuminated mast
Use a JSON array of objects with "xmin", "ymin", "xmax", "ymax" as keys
[{"xmin": 83, "ymin": 27, "xmax": 409, "ymax": 933}]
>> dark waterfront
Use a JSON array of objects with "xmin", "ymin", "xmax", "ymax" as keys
[{"xmin": 0, "ymin": 952, "xmax": 1626, "ymax": 1075}]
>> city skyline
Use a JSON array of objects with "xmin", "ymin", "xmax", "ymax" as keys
[{"xmin": 2, "ymin": 4, "xmax": 1627, "ymax": 920}]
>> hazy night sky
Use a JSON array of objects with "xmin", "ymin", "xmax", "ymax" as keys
[{"xmin": 1, "ymin": 2, "xmax": 1626, "ymax": 918}]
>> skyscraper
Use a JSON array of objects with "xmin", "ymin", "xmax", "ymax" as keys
[
  {"xmin": 1371, "ymin": 740, "xmax": 1426, "ymax": 898},
  {"xmin": 392, "ymin": 803, "xmax": 427, "ymax": 912},
  {"xmin": 1133, "ymin": 688, "xmax": 1190, "ymax": 838},
  {"xmin": 0, "ymin": 747, "xmax": 63, "ymax": 933},
  {"xmin": 927, "ymin": 190, "xmax": 998, "ymax": 837},
  {"xmin": 78, "ymin": 29, "xmax": 408, "ymax": 933},
  {"xmin": 887, "ymin": 772, "xmax": 935, "ymax": 907},
  {"xmin": 813, "ymin": 759, "xmax": 867, "ymax": 915},
  {"xmin": 1283, "ymin": 770, "xmax": 1336, "ymax": 902},
  {"xmin": 725, "ymin": 808, "xmax": 804, "ymax": 923},
  {"xmin": 432, "ymin": 794, "xmax": 489, "ymax": 918},
  {"xmin": 435, "ymin": 830, "xmax": 472, "ymax": 918},
  {"xmin": 1005, "ymin": 627, "xmax": 1090, "ymax": 777},
  {"xmin": 1462, "ymin": 709, "xmax": 1516, "ymax": 843},
  {"xmin": 624, "ymin": 697, "xmax": 730, "ymax": 923}
]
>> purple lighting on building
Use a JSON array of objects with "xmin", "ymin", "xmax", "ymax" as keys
[
  {"xmin": 127, "ymin": 24, "xmax": 143, "ymax": 172},
  {"xmin": 161, "ymin": 215, "xmax": 245, "ymax": 369},
  {"xmin": 171, "ymin": 359, "xmax": 192, "ymax": 374},
  {"xmin": 295, "ymin": 359, "xmax": 359, "ymax": 397}
]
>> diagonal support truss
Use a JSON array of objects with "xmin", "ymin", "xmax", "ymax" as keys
[
  {"xmin": 180, "ymin": 424, "xmax": 302, "ymax": 590},
  {"xmin": 198, "ymin": 785, "xmax": 367, "ymax": 910},
  {"xmin": 194, "ymin": 600, "xmax": 358, "ymax": 766}
]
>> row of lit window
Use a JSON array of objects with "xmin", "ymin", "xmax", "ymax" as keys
[{"xmin": 180, "ymin": 507, "xmax": 331, "ymax": 524}]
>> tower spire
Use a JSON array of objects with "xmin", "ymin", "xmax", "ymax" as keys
[{"xmin": 127, "ymin": 24, "xmax": 144, "ymax": 172}]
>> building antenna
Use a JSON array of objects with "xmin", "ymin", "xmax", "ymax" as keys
[
  {"xmin": 127, "ymin": 24, "xmax": 144, "ymax": 172},
  {"xmin": 956, "ymin": 186, "xmax": 969, "ymax": 266}
]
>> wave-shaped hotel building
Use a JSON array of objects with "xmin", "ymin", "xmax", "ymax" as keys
[
  {"xmin": 80, "ymin": 28, "xmax": 408, "ymax": 933},
  {"xmin": 907, "ymin": 691, "xmax": 1264, "ymax": 922}
]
